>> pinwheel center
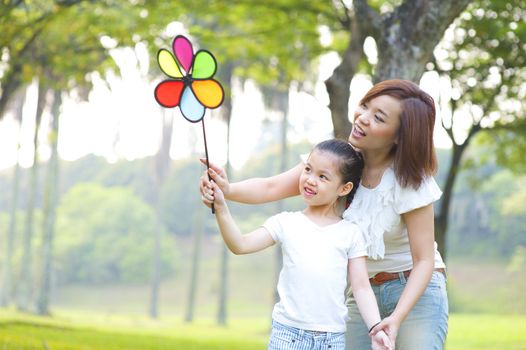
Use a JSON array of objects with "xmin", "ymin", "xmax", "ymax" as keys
[{"xmin": 182, "ymin": 74, "xmax": 194, "ymax": 86}]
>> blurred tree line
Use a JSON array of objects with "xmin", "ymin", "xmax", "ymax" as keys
[
  {"xmin": 0, "ymin": 139, "xmax": 524, "ymax": 279},
  {"xmin": 0, "ymin": 138, "xmax": 310, "ymax": 279}
]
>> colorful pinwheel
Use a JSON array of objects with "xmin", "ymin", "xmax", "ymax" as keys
[
  {"xmin": 154, "ymin": 35, "xmax": 224, "ymax": 213},
  {"xmin": 154, "ymin": 35, "xmax": 224, "ymax": 122}
]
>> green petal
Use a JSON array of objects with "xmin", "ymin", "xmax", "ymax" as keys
[{"xmin": 192, "ymin": 50, "xmax": 217, "ymax": 79}]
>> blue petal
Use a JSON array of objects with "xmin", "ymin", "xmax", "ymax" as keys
[{"xmin": 180, "ymin": 86, "xmax": 205, "ymax": 122}]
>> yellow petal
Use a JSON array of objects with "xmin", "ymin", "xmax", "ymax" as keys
[{"xmin": 158, "ymin": 49, "xmax": 183, "ymax": 78}]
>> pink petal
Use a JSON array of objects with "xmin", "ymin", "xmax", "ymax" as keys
[{"xmin": 173, "ymin": 35, "xmax": 194, "ymax": 74}]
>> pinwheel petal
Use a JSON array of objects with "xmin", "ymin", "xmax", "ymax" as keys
[
  {"xmin": 173, "ymin": 35, "xmax": 194, "ymax": 73},
  {"xmin": 180, "ymin": 86, "xmax": 205, "ymax": 122},
  {"xmin": 192, "ymin": 50, "xmax": 217, "ymax": 79},
  {"xmin": 192, "ymin": 80, "xmax": 224, "ymax": 108},
  {"xmin": 154, "ymin": 80, "xmax": 184, "ymax": 108},
  {"xmin": 157, "ymin": 49, "xmax": 183, "ymax": 78}
]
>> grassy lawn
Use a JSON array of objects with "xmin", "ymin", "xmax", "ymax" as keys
[
  {"xmin": 447, "ymin": 313, "xmax": 526, "ymax": 350},
  {"xmin": 0, "ymin": 310, "xmax": 268, "ymax": 350},
  {"xmin": 1, "ymin": 310, "xmax": 525, "ymax": 350},
  {"xmin": 1, "ymin": 257, "xmax": 525, "ymax": 349}
]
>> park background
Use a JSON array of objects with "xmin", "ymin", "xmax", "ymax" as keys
[{"xmin": 0, "ymin": 1, "xmax": 525, "ymax": 349}]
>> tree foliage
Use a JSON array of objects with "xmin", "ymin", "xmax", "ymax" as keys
[
  {"xmin": 435, "ymin": 0, "xmax": 525, "ymax": 147},
  {"xmin": 432, "ymin": 0, "xmax": 526, "ymax": 258},
  {"xmin": 54, "ymin": 183, "xmax": 175, "ymax": 284},
  {"xmin": 0, "ymin": 0, "xmax": 148, "ymax": 116}
]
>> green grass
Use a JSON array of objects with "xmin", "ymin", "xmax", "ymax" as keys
[
  {"xmin": 1, "ymin": 310, "xmax": 525, "ymax": 350},
  {"xmin": 2, "ymin": 248, "xmax": 525, "ymax": 349},
  {"xmin": 447, "ymin": 314, "xmax": 526, "ymax": 350},
  {"xmin": 0, "ymin": 310, "xmax": 268, "ymax": 350}
]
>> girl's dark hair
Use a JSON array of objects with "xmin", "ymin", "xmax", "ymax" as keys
[
  {"xmin": 313, "ymin": 139, "xmax": 364, "ymax": 206},
  {"xmin": 360, "ymin": 79, "xmax": 437, "ymax": 189}
]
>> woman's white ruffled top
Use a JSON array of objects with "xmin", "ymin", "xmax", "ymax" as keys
[{"xmin": 343, "ymin": 167, "xmax": 446, "ymax": 276}]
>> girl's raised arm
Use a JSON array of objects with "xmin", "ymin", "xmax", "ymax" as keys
[
  {"xmin": 210, "ymin": 180, "xmax": 276, "ymax": 255},
  {"xmin": 200, "ymin": 159, "xmax": 303, "ymax": 204}
]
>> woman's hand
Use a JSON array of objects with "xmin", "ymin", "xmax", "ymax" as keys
[
  {"xmin": 370, "ymin": 316, "xmax": 399, "ymax": 349},
  {"xmin": 371, "ymin": 329, "xmax": 393, "ymax": 350},
  {"xmin": 199, "ymin": 159, "xmax": 230, "ymax": 207}
]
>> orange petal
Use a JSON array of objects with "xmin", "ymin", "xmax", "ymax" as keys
[{"xmin": 191, "ymin": 79, "xmax": 224, "ymax": 108}]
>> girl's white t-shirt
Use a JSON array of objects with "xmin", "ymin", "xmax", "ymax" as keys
[
  {"xmin": 263, "ymin": 211, "xmax": 367, "ymax": 332},
  {"xmin": 343, "ymin": 167, "xmax": 445, "ymax": 277}
]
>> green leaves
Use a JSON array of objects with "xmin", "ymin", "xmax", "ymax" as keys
[
  {"xmin": 1, "ymin": 0, "xmax": 149, "ymax": 108},
  {"xmin": 434, "ymin": 0, "xmax": 526, "ymax": 159},
  {"xmin": 56, "ymin": 183, "xmax": 175, "ymax": 284},
  {"xmin": 143, "ymin": 0, "xmax": 331, "ymax": 88}
]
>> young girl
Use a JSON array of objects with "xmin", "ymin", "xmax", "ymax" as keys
[{"xmin": 207, "ymin": 139, "xmax": 391, "ymax": 350}]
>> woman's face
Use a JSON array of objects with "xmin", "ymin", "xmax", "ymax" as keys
[{"xmin": 348, "ymin": 94, "xmax": 402, "ymax": 155}]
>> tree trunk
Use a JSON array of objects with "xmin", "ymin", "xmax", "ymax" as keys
[
  {"xmin": 436, "ymin": 116, "xmax": 482, "ymax": 261},
  {"xmin": 1, "ymin": 162, "xmax": 21, "ymax": 307},
  {"xmin": 374, "ymin": 1, "xmax": 471, "ymax": 82},
  {"xmin": 0, "ymin": 25, "xmax": 44, "ymax": 119},
  {"xmin": 184, "ymin": 206, "xmax": 204, "ymax": 322},
  {"xmin": 325, "ymin": 19, "xmax": 366, "ymax": 139},
  {"xmin": 273, "ymin": 89, "xmax": 289, "ymax": 305},
  {"xmin": 0, "ymin": 61, "xmax": 23, "ymax": 119},
  {"xmin": 17, "ymin": 81, "xmax": 47, "ymax": 312},
  {"xmin": 36, "ymin": 90, "xmax": 62, "ymax": 315},
  {"xmin": 435, "ymin": 143, "xmax": 465, "ymax": 261},
  {"xmin": 0, "ymin": 90, "xmax": 26, "ymax": 306},
  {"xmin": 217, "ymin": 245, "xmax": 229, "ymax": 325},
  {"xmin": 149, "ymin": 109, "xmax": 173, "ymax": 319},
  {"xmin": 149, "ymin": 213, "xmax": 161, "ymax": 318},
  {"xmin": 217, "ymin": 63, "xmax": 233, "ymax": 326}
]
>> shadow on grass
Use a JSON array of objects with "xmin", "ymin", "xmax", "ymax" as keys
[
  {"xmin": 0, "ymin": 318, "xmax": 267, "ymax": 350},
  {"xmin": 0, "ymin": 320, "xmax": 74, "ymax": 332}
]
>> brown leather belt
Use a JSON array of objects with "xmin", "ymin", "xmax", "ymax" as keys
[{"xmin": 369, "ymin": 268, "xmax": 446, "ymax": 286}]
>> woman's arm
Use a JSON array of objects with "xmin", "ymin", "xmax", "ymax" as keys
[
  {"xmin": 211, "ymin": 180, "xmax": 276, "ymax": 255},
  {"xmin": 349, "ymin": 257, "xmax": 392, "ymax": 350},
  {"xmin": 200, "ymin": 159, "xmax": 302, "ymax": 204},
  {"xmin": 370, "ymin": 204, "xmax": 435, "ymax": 342}
]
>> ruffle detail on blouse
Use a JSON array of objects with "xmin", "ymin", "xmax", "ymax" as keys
[{"xmin": 343, "ymin": 169, "xmax": 398, "ymax": 260}]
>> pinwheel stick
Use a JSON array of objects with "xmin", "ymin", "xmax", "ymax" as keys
[{"xmin": 201, "ymin": 118, "xmax": 215, "ymax": 214}]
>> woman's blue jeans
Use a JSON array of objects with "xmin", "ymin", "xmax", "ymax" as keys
[{"xmin": 346, "ymin": 270, "xmax": 448, "ymax": 350}]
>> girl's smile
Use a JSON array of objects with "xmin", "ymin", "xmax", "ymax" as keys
[{"xmin": 302, "ymin": 185, "xmax": 317, "ymax": 197}]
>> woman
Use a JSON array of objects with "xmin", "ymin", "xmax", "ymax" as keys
[{"xmin": 200, "ymin": 79, "xmax": 448, "ymax": 349}]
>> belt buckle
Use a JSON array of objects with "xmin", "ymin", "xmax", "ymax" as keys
[
  {"xmin": 370, "ymin": 272, "xmax": 390, "ymax": 285},
  {"xmin": 370, "ymin": 271, "xmax": 404, "ymax": 285},
  {"xmin": 369, "ymin": 276, "xmax": 381, "ymax": 285}
]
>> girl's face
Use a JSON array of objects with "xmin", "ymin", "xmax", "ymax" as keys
[
  {"xmin": 348, "ymin": 94, "xmax": 402, "ymax": 155},
  {"xmin": 299, "ymin": 150, "xmax": 351, "ymax": 208}
]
